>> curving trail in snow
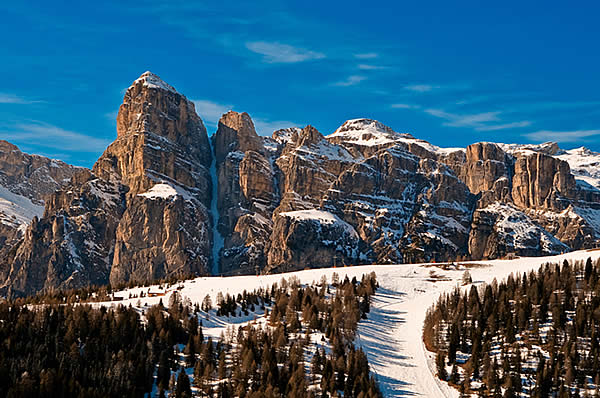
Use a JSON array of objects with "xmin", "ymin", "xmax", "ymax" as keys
[
  {"xmin": 355, "ymin": 250, "xmax": 600, "ymax": 397},
  {"xmin": 99, "ymin": 250, "xmax": 600, "ymax": 397}
]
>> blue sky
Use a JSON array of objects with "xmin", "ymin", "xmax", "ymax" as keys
[{"xmin": 1, "ymin": 1, "xmax": 599, "ymax": 167}]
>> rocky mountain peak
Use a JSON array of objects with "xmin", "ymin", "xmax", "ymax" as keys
[
  {"xmin": 272, "ymin": 127, "xmax": 302, "ymax": 145},
  {"xmin": 213, "ymin": 111, "xmax": 263, "ymax": 164},
  {"xmin": 95, "ymin": 72, "xmax": 211, "ymax": 198},
  {"xmin": 132, "ymin": 71, "xmax": 178, "ymax": 94},
  {"xmin": 297, "ymin": 125, "xmax": 326, "ymax": 146}
]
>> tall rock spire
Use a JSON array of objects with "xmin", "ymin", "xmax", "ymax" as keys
[{"xmin": 0, "ymin": 72, "xmax": 214, "ymax": 296}]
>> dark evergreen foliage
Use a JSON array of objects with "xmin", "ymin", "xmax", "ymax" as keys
[
  {"xmin": 423, "ymin": 258, "xmax": 600, "ymax": 396},
  {"xmin": 0, "ymin": 272, "xmax": 381, "ymax": 397}
]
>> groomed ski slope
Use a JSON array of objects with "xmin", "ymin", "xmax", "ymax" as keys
[{"xmin": 100, "ymin": 249, "xmax": 600, "ymax": 397}]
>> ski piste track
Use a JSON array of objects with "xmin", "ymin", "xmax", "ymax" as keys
[{"xmin": 97, "ymin": 249, "xmax": 600, "ymax": 397}]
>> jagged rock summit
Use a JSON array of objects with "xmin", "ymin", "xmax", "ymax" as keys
[
  {"xmin": 1, "ymin": 73, "xmax": 600, "ymax": 297},
  {"xmin": 0, "ymin": 72, "xmax": 213, "ymax": 297}
]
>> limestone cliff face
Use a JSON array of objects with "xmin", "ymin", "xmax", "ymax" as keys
[
  {"xmin": 511, "ymin": 152, "xmax": 576, "ymax": 210},
  {"xmin": 0, "ymin": 72, "xmax": 213, "ymax": 296},
  {"xmin": 460, "ymin": 143, "xmax": 512, "ymax": 205},
  {"xmin": 0, "ymin": 170, "xmax": 125, "ymax": 296},
  {"xmin": 266, "ymin": 210, "xmax": 359, "ymax": 273},
  {"xmin": 3, "ymin": 74, "xmax": 600, "ymax": 296},
  {"xmin": 275, "ymin": 125, "xmax": 356, "ymax": 213},
  {"xmin": 212, "ymin": 111, "xmax": 276, "ymax": 274}
]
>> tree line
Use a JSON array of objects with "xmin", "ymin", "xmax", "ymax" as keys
[
  {"xmin": 0, "ymin": 272, "xmax": 381, "ymax": 397},
  {"xmin": 424, "ymin": 257, "xmax": 600, "ymax": 397}
]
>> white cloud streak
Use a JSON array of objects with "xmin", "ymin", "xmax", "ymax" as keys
[
  {"xmin": 193, "ymin": 100, "xmax": 233, "ymax": 127},
  {"xmin": 334, "ymin": 75, "xmax": 367, "ymax": 87},
  {"xmin": 425, "ymin": 109, "xmax": 531, "ymax": 131},
  {"xmin": 0, "ymin": 93, "xmax": 41, "ymax": 104},
  {"xmin": 405, "ymin": 84, "xmax": 440, "ymax": 93},
  {"xmin": 391, "ymin": 103, "xmax": 420, "ymax": 109},
  {"xmin": 525, "ymin": 129, "xmax": 600, "ymax": 143},
  {"xmin": 0, "ymin": 122, "xmax": 111, "ymax": 152},
  {"xmin": 354, "ymin": 53, "xmax": 378, "ymax": 59},
  {"xmin": 357, "ymin": 64, "xmax": 386, "ymax": 70},
  {"xmin": 245, "ymin": 41, "xmax": 325, "ymax": 63}
]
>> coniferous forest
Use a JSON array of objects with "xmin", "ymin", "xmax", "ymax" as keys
[
  {"xmin": 424, "ymin": 257, "xmax": 600, "ymax": 397},
  {"xmin": 0, "ymin": 273, "xmax": 381, "ymax": 398}
]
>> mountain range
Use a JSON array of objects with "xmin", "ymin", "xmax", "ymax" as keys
[{"xmin": 1, "ymin": 71, "xmax": 599, "ymax": 297}]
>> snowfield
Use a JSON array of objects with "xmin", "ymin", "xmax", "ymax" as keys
[{"xmin": 97, "ymin": 249, "xmax": 600, "ymax": 397}]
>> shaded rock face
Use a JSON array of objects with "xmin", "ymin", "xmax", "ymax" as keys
[
  {"xmin": 266, "ymin": 210, "xmax": 359, "ymax": 273},
  {"xmin": 275, "ymin": 125, "xmax": 357, "ymax": 213},
  {"xmin": 322, "ymin": 147, "xmax": 475, "ymax": 264},
  {"xmin": 0, "ymin": 72, "xmax": 213, "ymax": 296},
  {"xmin": 0, "ymin": 171, "xmax": 125, "ymax": 296},
  {"xmin": 212, "ymin": 112, "xmax": 277, "ymax": 274},
  {"xmin": 0, "ymin": 141, "xmax": 80, "ymax": 246}
]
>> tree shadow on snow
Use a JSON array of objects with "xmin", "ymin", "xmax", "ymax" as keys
[{"xmin": 356, "ymin": 287, "xmax": 420, "ymax": 396}]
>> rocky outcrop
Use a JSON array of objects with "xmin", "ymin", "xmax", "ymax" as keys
[
  {"xmin": 460, "ymin": 142, "xmax": 512, "ymax": 205},
  {"xmin": 511, "ymin": 152, "xmax": 576, "ymax": 210},
  {"xmin": 0, "ymin": 72, "xmax": 213, "ymax": 296},
  {"xmin": 267, "ymin": 210, "xmax": 359, "ymax": 273},
  {"xmin": 212, "ymin": 111, "xmax": 277, "ymax": 274},
  {"xmin": 0, "ymin": 141, "xmax": 79, "ymax": 246},
  {"xmin": 275, "ymin": 125, "xmax": 356, "ymax": 213},
  {"xmin": 322, "ymin": 146, "xmax": 475, "ymax": 264},
  {"xmin": 468, "ymin": 202, "xmax": 569, "ymax": 259}
]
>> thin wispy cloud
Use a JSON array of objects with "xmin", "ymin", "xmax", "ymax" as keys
[
  {"xmin": 253, "ymin": 117, "xmax": 299, "ymax": 136},
  {"xmin": 391, "ymin": 103, "xmax": 420, "ymax": 109},
  {"xmin": 425, "ymin": 108, "xmax": 531, "ymax": 132},
  {"xmin": 525, "ymin": 129, "xmax": 600, "ymax": 143},
  {"xmin": 357, "ymin": 64, "xmax": 387, "ymax": 70},
  {"xmin": 425, "ymin": 109, "xmax": 500, "ymax": 127},
  {"xmin": 245, "ymin": 41, "xmax": 325, "ymax": 63},
  {"xmin": 476, "ymin": 121, "xmax": 531, "ymax": 131},
  {"xmin": 104, "ymin": 110, "xmax": 118, "ymax": 124},
  {"xmin": 405, "ymin": 84, "xmax": 440, "ymax": 93},
  {"xmin": 0, "ymin": 121, "xmax": 111, "ymax": 152},
  {"xmin": 334, "ymin": 75, "xmax": 367, "ymax": 87},
  {"xmin": 506, "ymin": 100, "xmax": 600, "ymax": 114},
  {"xmin": 193, "ymin": 99, "xmax": 233, "ymax": 127},
  {"xmin": 0, "ymin": 93, "xmax": 41, "ymax": 104},
  {"xmin": 354, "ymin": 53, "xmax": 378, "ymax": 59}
]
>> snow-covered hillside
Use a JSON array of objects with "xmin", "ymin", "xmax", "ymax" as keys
[
  {"xmin": 95, "ymin": 249, "xmax": 600, "ymax": 397},
  {"xmin": 0, "ymin": 185, "xmax": 44, "ymax": 232}
]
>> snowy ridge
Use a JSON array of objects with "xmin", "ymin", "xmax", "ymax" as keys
[
  {"xmin": 328, "ymin": 118, "xmax": 462, "ymax": 154},
  {"xmin": 279, "ymin": 209, "xmax": 359, "ymax": 237},
  {"xmin": 0, "ymin": 185, "xmax": 44, "ymax": 232},
  {"xmin": 556, "ymin": 146, "xmax": 600, "ymax": 189},
  {"xmin": 94, "ymin": 249, "xmax": 600, "ymax": 397},
  {"xmin": 133, "ymin": 71, "xmax": 178, "ymax": 94}
]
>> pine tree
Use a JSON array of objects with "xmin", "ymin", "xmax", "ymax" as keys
[{"xmin": 436, "ymin": 351, "xmax": 448, "ymax": 381}]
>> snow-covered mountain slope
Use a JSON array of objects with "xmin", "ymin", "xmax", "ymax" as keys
[
  {"xmin": 328, "ymin": 118, "xmax": 462, "ymax": 156},
  {"xmin": 94, "ymin": 249, "xmax": 600, "ymax": 397},
  {"xmin": 556, "ymin": 146, "xmax": 600, "ymax": 189},
  {"xmin": 0, "ymin": 141, "xmax": 79, "ymax": 244},
  {"xmin": 0, "ymin": 186, "xmax": 44, "ymax": 232}
]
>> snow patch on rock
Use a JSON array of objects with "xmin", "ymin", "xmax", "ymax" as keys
[
  {"xmin": 279, "ymin": 209, "xmax": 358, "ymax": 237},
  {"xmin": 0, "ymin": 185, "xmax": 44, "ymax": 230}
]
